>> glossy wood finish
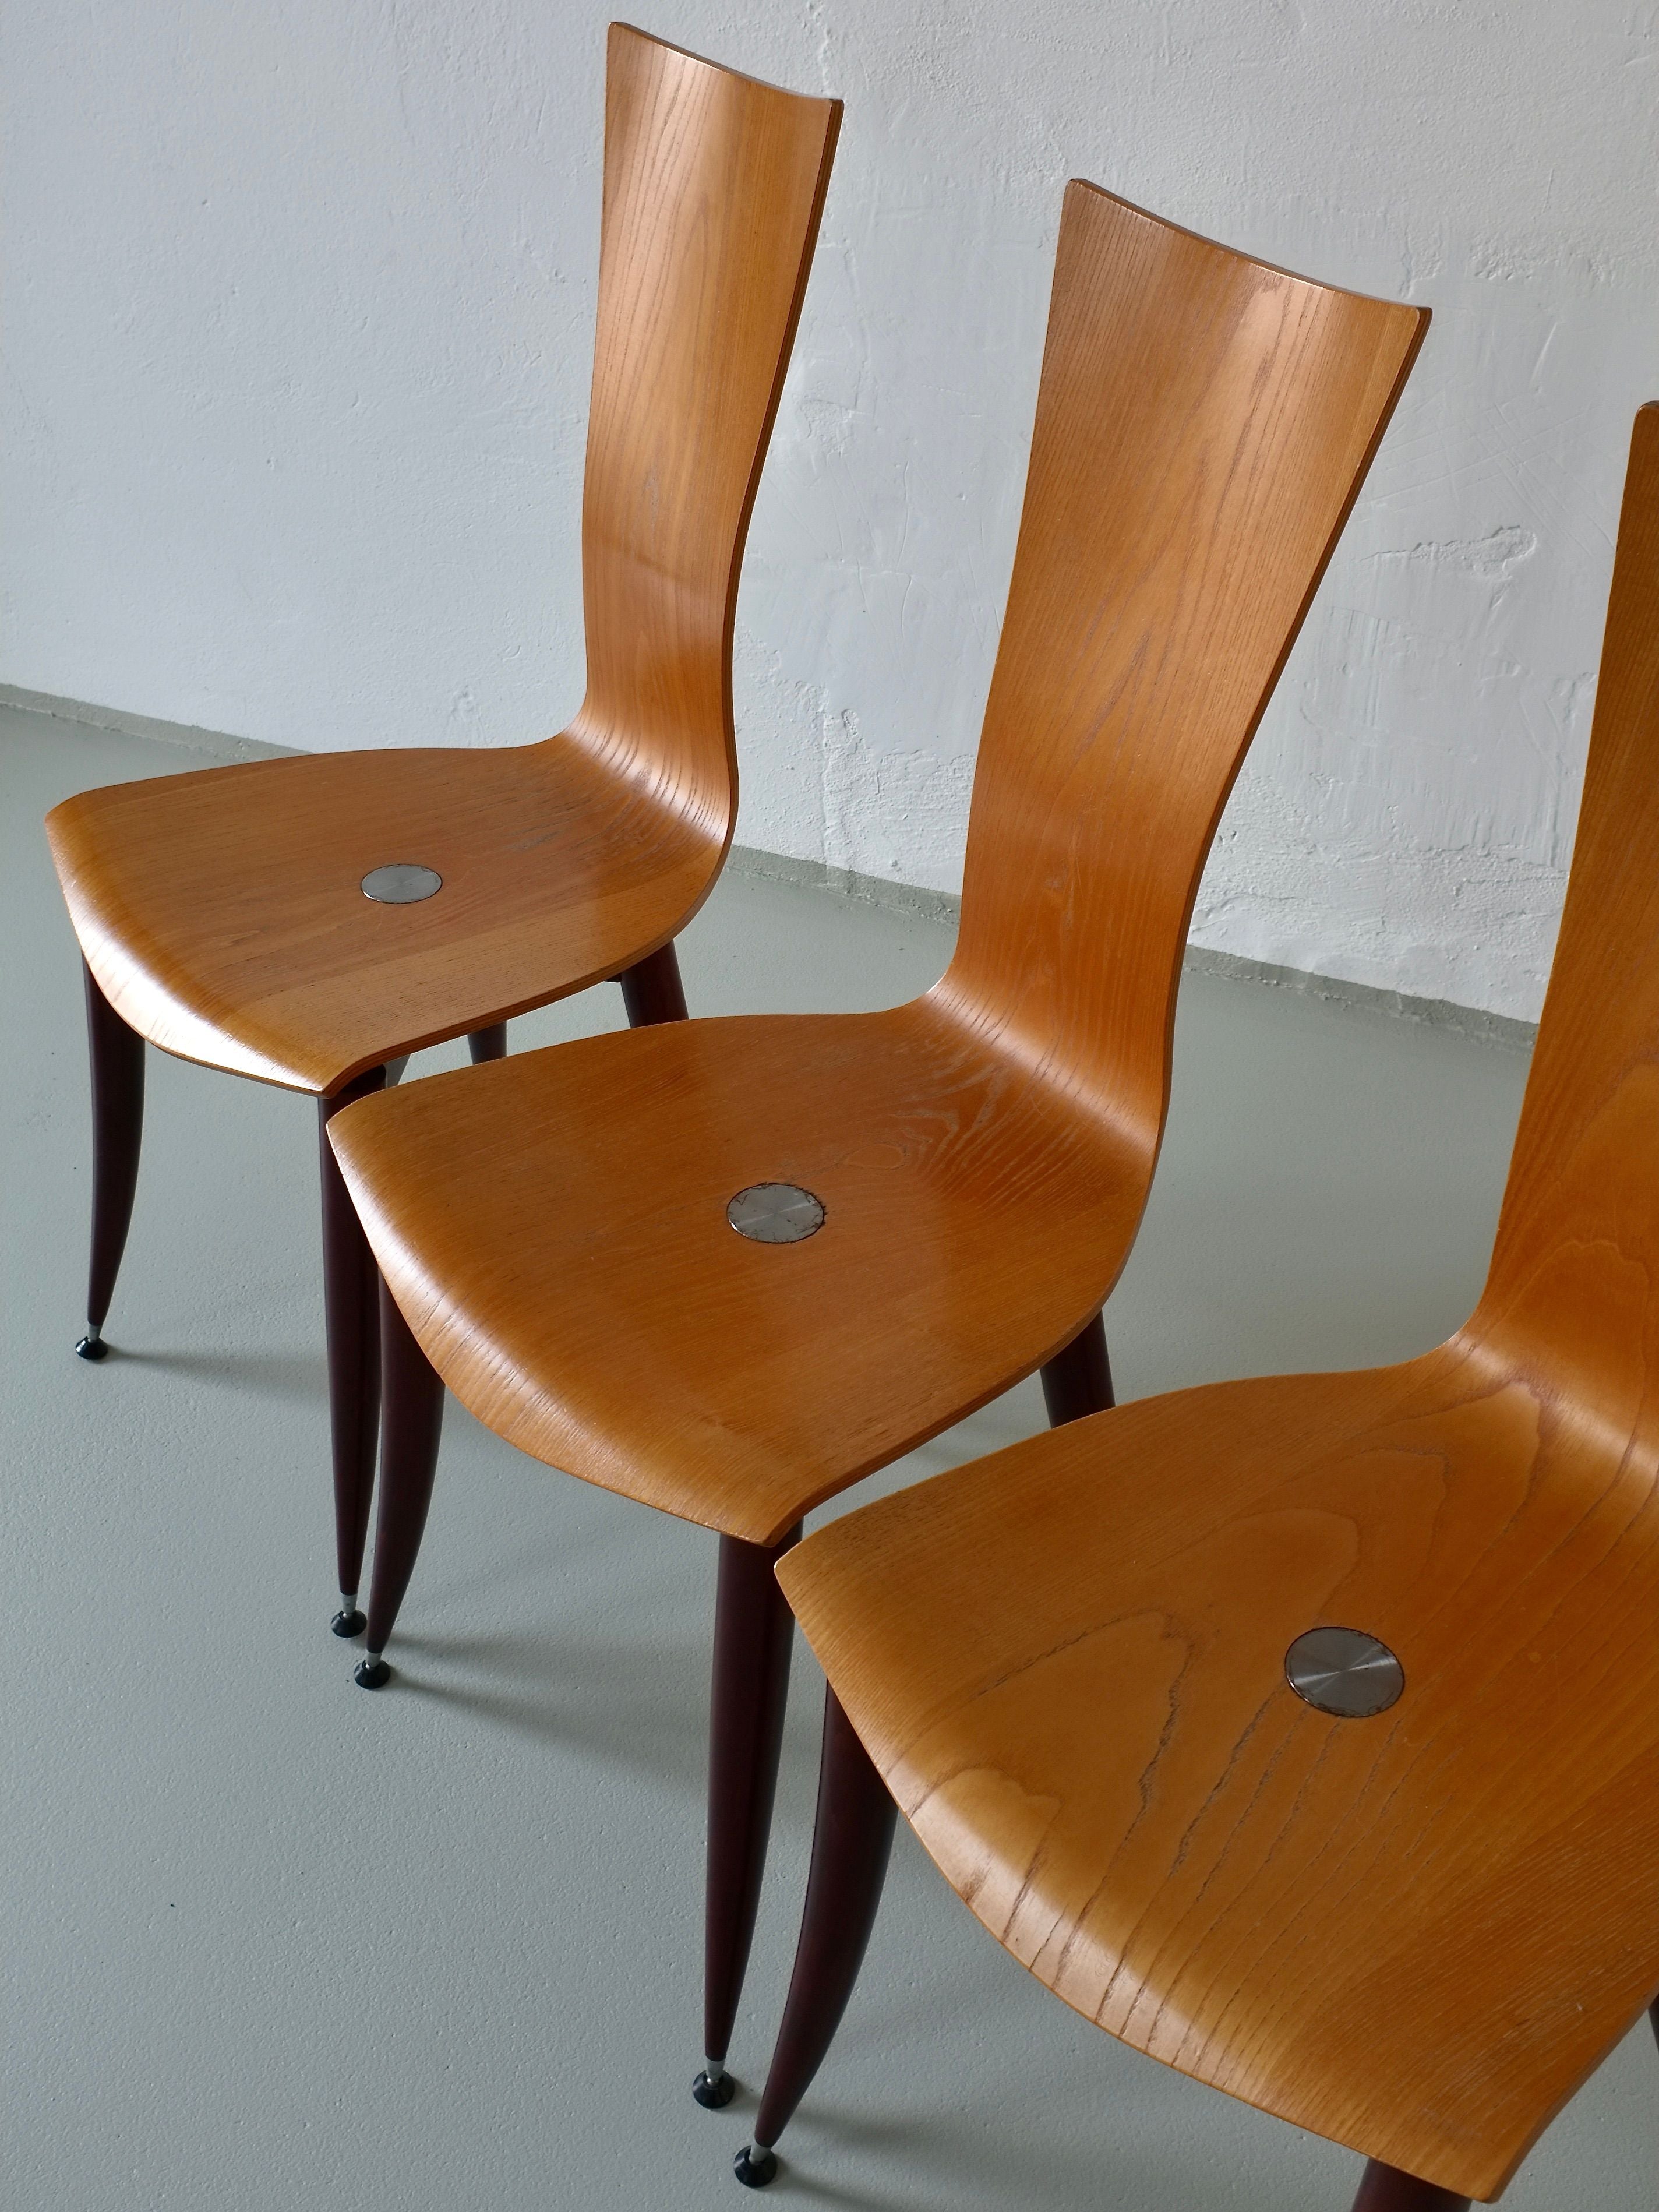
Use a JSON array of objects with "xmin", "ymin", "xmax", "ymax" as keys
[
  {"xmin": 319, "ymin": 1065, "xmax": 388, "ymax": 1610},
  {"xmin": 704, "ymin": 1526, "xmax": 803, "ymax": 2076},
  {"xmin": 748, "ymin": 1689, "xmax": 896, "ymax": 2165},
  {"xmin": 619, "ymin": 940, "xmax": 690, "ymax": 1028},
  {"xmin": 356, "ymin": 1278, "xmax": 447, "ymax": 1685},
  {"xmin": 77, "ymin": 959, "xmax": 145, "ymax": 1353},
  {"xmin": 1039, "ymin": 1310, "xmax": 1114, "ymax": 1427},
  {"xmin": 775, "ymin": 407, "xmax": 1659, "ymax": 2206},
  {"xmin": 331, "ymin": 184, "xmax": 1427, "ymax": 1553},
  {"xmin": 44, "ymin": 28, "xmax": 842, "ymax": 1097}
]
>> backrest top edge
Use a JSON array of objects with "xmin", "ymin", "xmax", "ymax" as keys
[{"xmin": 1062, "ymin": 178, "xmax": 1429, "ymax": 324}]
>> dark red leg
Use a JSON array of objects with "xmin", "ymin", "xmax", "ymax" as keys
[
  {"xmin": 735, "ymin": 1687, "xmax": 898, "ymax": 2186},
  {"xmin": 75, "ymin": 959, "xmax": 146, "ymax": 1361},
  {"xmin": 619, "ymin": 941, "xmax": 689, "ymax": 1026},
  {"xmin": 1350, "ymin": 2164, "xmax": 1470, "ymax": 2210},
  {"xmin": 1039, "ymin": 1308, "xmax": 1114, "ymax": 1427},
  {"xmin": 693, "ymin": 1525, "xmax": 803, "ymax": 2110},
  {"xmin": 319, "ymin": 1066, "xmax": 387, "ymax": 1636},
  {"xmin": 467, "ymin": 1022, "xmax": 508, "ymax": 1062},
  {"xmin": 354, "ymin": 1278, "xmax": 446, "ymax": 1688}
]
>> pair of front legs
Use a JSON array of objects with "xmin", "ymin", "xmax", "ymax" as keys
[
  {"xmin": 318, "ymin": 1026, "xmax": 504, "ymax": 1645},
  {"xmin": 74, "ymin": 944, "xmax": 687, "ymax": 1646},
  {"xmin": 340, "ymin": 943, "xmax": 692, "ymax": 1681}
]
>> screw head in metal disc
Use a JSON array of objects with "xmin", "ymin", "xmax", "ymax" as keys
[
  {"xmin": 726, "ymin": 1183, "xmax": 825, "ymax": 1244},
  {"xmin": 1285, "ymin": 1626, "xmax": 1403, "ymax": 1718},
  {"xmin": 361, "ymin": 863, "xmax": 443, "ymax": 904}
]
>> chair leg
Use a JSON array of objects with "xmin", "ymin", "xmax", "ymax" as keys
[
  {"xmin": 354, "ymin": 1278, "xmax": 446, "ymax": 1688},
  {"xmin": 467, "ymin": 1023, "xmax": 507, "ymax": 1063},
  {"xmin": 319, "ymin": 1066, "xmax": 388, "ymax": 1636},
  {"xmin": 75, "ymin": 959, "xmax": 146, "ymax": 1361},
  {"xmin": 619, "ymin": 941, "xmax": 689, "ymax": 1026},
  {"xmin": 1039, "ymin": 1308, "xmax": 1114, "ymax": 1426},
  {"xmin": 734, "ymin": 1687, "xmax": 898, "ymax": 2188},
  {"xmin": 694, "ymin": 1525, "xmax": 803, "ymax": 2111},
  {"xmin": 1350, "ymin": 2163, "xmax": 1469, "ymax": 2210}
]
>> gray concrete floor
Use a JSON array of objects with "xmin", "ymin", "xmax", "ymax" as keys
[{"xmin": 3, "ymin": 702, "xmax": 1653, "ymax": 2211}]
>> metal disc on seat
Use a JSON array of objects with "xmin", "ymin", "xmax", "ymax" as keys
[
  {"xmin": 1284, "ymin": 1626, "xmax": 1403, "ymax": 1718},
  {"xmin": 726, "ymin": 1183, "xmax": 825, "ymax": 1244},
  {"xmin": 361, "ymin": 863, "xmax": 443, "ymax": 904}
]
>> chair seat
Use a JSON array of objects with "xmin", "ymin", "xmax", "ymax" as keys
[
  {"xmin": 46, "ymin": 733, "xmax": 720, "ymax": 1093},
  {"xmin": 776, "ymin": 1345, "xmax": 1659, "ymax": 2202},
  {"xmin": 329, "ymin": 1000, "xmax": 1145, "ymax": 1543}
]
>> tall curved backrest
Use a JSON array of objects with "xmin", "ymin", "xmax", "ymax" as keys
[
  {"xmin": 1471, "ymin": 405, "xmax": 1659, "ymax": 1416},
  {"xmin": 567, "ymin": 25, "xmax": 841, "ymax": 842},
  {"xmin": 939, "ymin": 183, "xmax": 1426, "ymax": 1152}
]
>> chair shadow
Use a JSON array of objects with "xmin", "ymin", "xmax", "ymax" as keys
[
  {"xmin": 382, "ymin": 1624, "xmax": 713, "ymax": 1797},
  {"xmin": 761, "ymin": 2101, "xmax": 1150, "ymax": 2212},
  {"xmin": 111, "ymin": 1345, "xmax": 326, "ymax": 1405}
]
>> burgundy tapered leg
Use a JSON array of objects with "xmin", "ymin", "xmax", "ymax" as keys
[
  {"xmin": 734, "ymin": 1687, "xmax": 898, "ymax": 2186},
  {"xmin": 75, "ymin": 959, "xmax": 146, "ymax": 1361},
  {"xmin": 354, "ymin": 1278, "xmax": 446, "ymax": 1688},
  {"xmin": 319, "ymin": 1065, "xmax": 387, "ymax": 1636},
  {"xmin": 1039, "ymin": 1308, "xmax": 1114, "ymax": 1427},
  {"xmin": 619, "ymin": 941, "xmax": 689, "ymax": 1027},
  {"xmin": 693, "ymin": 1524, "xmax": 803, "ymax": 2109},
  {"xmin": 1350, "ymin": 2163, "xmax": 1470, "ymax": 2210},
  {"xmin": 467, "ymin": 1022, "xmax": 508, "ymax": 1062}
]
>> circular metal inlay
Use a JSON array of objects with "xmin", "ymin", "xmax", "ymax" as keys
[
  {"xmin": 361, "ymin": 863, "xmax": 443, "ymax": 904},
  {"xmin": 1285, "ymin": 1627, "xmax": 1404, "ymax": 1719},
  {"xmin": 726, "ymin": 1183, "xmax": 825, "ymax": 1245}
]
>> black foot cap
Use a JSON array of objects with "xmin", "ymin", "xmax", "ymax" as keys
[
  {"xmin": 75, "ymin": 1334, "xmax": 110, "ymax": 1362},
  {"xmin": 331, "ymin": 1607, "xmax": 367, "ymax": 1639},
  {"xmin": 354, "ymin": 1655, "xmax": 391, "ymax": 1689},
  {"xmin": 733, "ymin": 2146, "xmax": 778, "ymax": 2190},
  {"xmin": 693, "ymin": 2068, "xmax": 737, "ymax": 2111}
]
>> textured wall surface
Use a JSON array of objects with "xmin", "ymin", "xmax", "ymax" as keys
[{"xmin": 5, "ymin": 1, "xmax": 1657, "ymax": 1019}]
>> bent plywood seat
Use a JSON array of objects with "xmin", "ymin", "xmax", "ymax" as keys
[
  {"xmin": 43, "ymin": 23, "xmax": 841, "ymax": 1629},
  {"xmin": 756, "ymin": 407, "xmax": 1659, "ymax": 2208},
  {"xmin": 329, "ymin": 181, "xmax": 1427, "ymax": 2097}
]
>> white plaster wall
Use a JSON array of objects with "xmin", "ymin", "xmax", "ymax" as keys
[{"xmin": 5, "ymin": 1, "xmax": 1657, "ymax": 1020}]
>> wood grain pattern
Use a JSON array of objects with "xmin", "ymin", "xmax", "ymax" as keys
[
  {"xmin": 45, "ymin": 26, "xmax": 841, "ymax": 1095},
  {"xmin": 776, "ymin": 405, "xmax": 1659, "ymax": 2204},
  {"xmin": 330, "ymin": 184, "xmax": 1427, "ymax": 1544}
]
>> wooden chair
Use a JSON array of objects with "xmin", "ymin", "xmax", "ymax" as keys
[
  {"xmin": 43, "ymin": 24, "xmax": 841, "ymax": 1638},
  {"xmin": 744, "ymin": 405, "xmax": 1659, "ymax": 2206},
  {"xmin": 327, "ymin": 181, "xmax": 1425, "ymax": 2103}
]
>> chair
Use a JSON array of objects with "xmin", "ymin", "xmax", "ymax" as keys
[
  {"xmin": 327, "ymin": 180, "xmax": 1426, "ymax": 2103},
  {"xmin": 747, "ymin": 404, "xmax": 1659, "ymax": 2206},
  {"xmin": 43, "ymin": 24, "xmax": 842, "ymax": 1638}
]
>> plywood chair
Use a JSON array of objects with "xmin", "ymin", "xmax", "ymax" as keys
[
  {"xmin": 745, "ymin": 406, "xmax": 1659, "ymax": 2206},
  {"xmin": 327, "ymin": 182, "xmax": 1426, "ymax": 2102},
  {"xmin": 43, "ymin": 24, "xmax": 841, "ymax": 1638}
]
